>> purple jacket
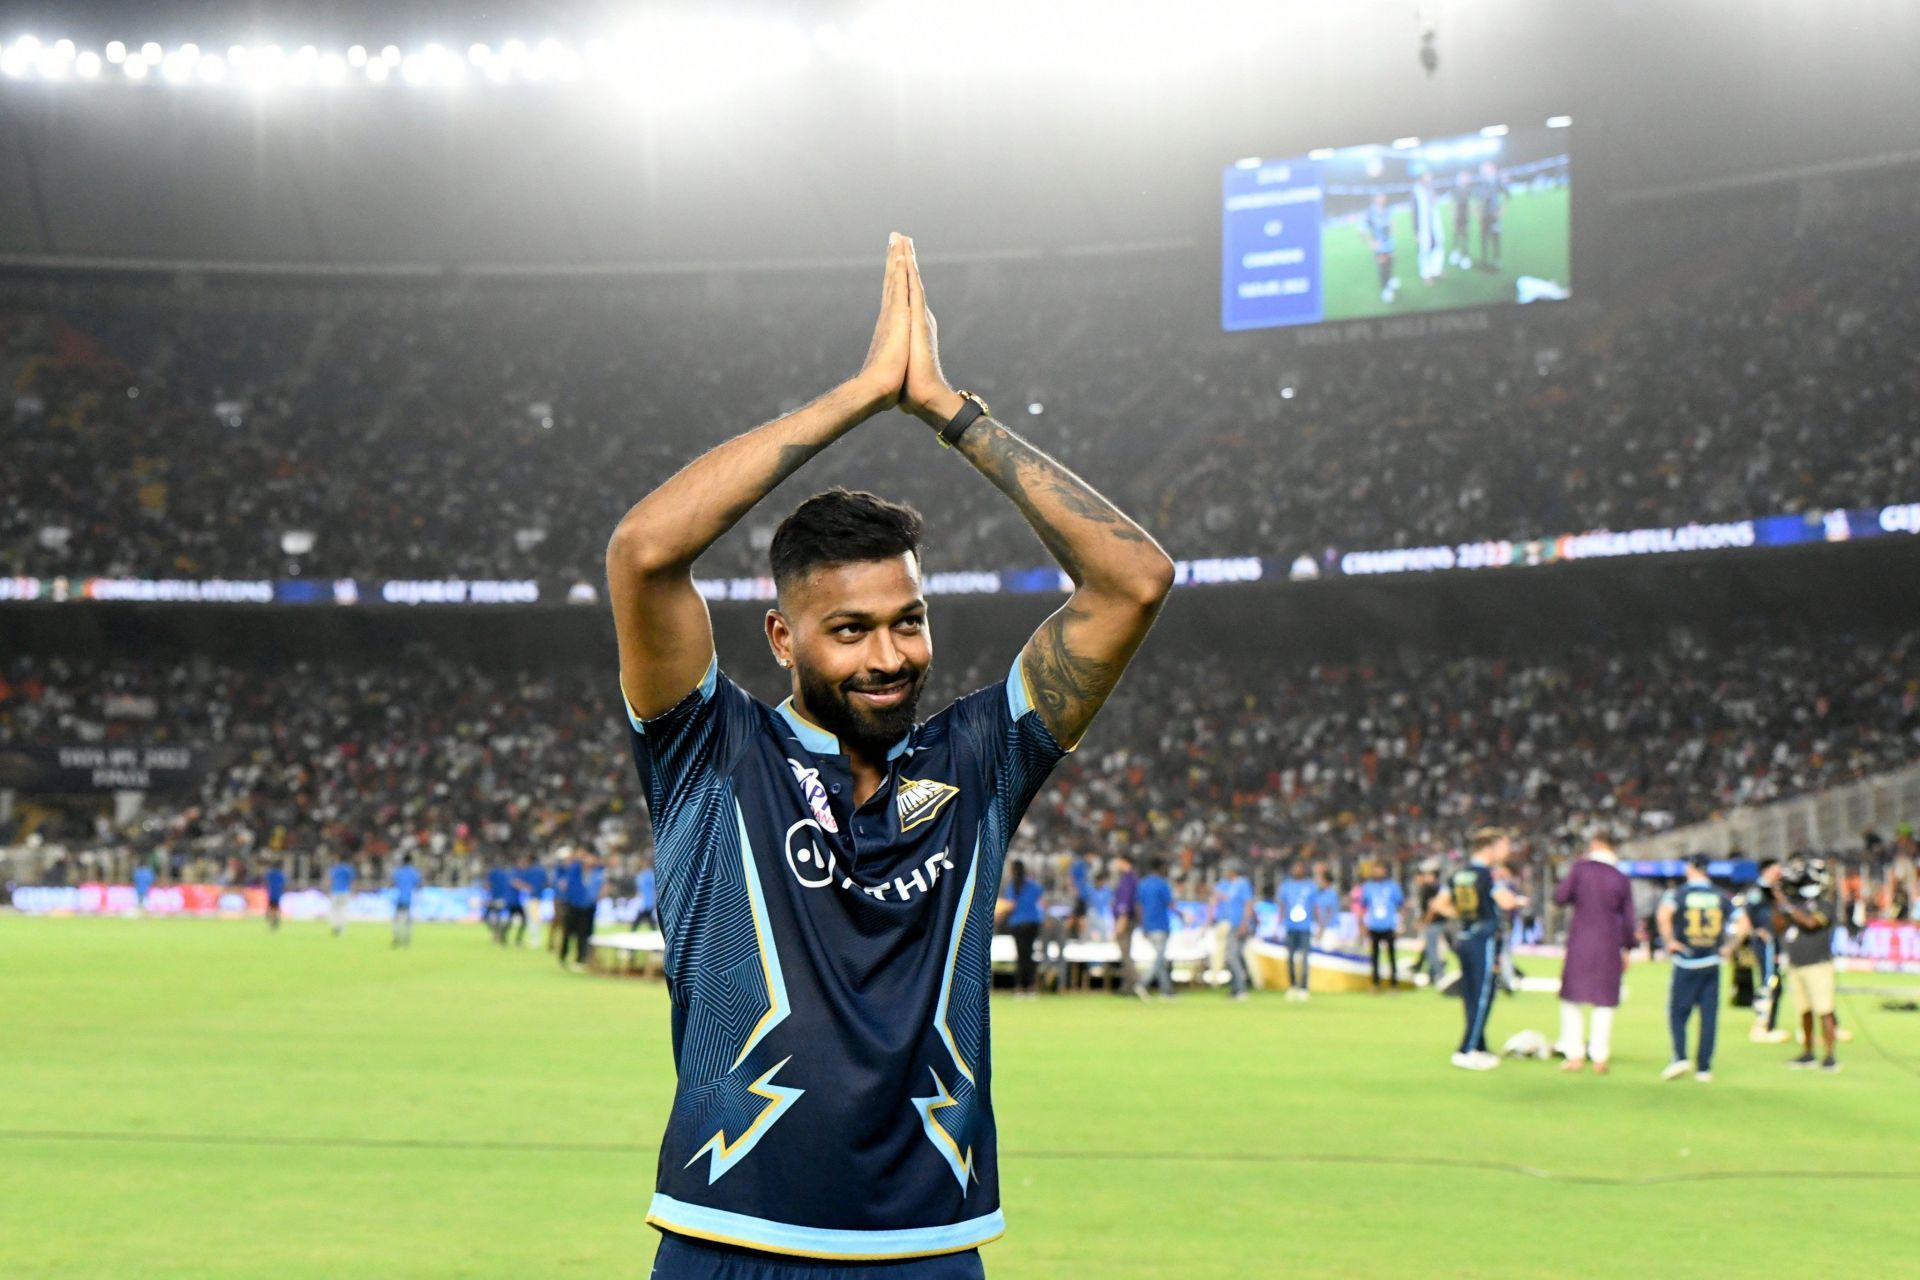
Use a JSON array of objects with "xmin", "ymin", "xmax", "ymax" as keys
[
  {"xmin": 1111, "ymin": 870, "xmax": 1140, "ymax": 923},
  {"xmin": 1554, "ymin": 856, "xmax": 1636, "ymax": 1007}
]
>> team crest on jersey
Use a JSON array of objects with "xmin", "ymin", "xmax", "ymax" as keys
[
  {"xmin": 786, "ymin": 758, "xmax": 839, "ymax": 833},
  {"xmin": 897, "ymin": 777, "xmax": 960, "ymax": 832}
]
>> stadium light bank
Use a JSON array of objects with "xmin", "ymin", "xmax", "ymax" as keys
[{"xmin": 0, "ymin": 4, "xmax": 1297, "ymax": 94}]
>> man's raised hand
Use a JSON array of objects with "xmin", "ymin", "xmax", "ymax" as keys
[
  {"xmin": 855, "ymin": 233, "xmax": 912, "ymax": 413},
  {"xmin": 900, "ymin": 237, "xmax": 965, "ymax": 428}
]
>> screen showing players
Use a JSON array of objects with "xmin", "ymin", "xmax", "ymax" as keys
[{"xmin": 1222, "ymin": 120, "xmax": 1571, "ymax": 331}]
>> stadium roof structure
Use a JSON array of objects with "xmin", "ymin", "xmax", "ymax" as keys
[{"xmin": 0, "ymin": 0, "xmax": 1912, "ymax": 273}]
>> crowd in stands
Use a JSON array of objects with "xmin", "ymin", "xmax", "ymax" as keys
[
  {"xmin": 3, "ymin": 203, "xmax": 1918, "ymax": 585},
  {"xmin": 4, "ymin": 627, "xmax": 1915, "ymax": 896}
]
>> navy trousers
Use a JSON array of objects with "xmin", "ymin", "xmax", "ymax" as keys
[
  {"xmin": 1456, "ymin": 931, "xmax": 1498, "ymax": 1054},
  {"xmin": 1668, "ymin": 963, "xmax": 1721, "ymax": 1071}
]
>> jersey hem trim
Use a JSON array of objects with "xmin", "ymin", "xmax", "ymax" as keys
[{"xmin": 646, "ymin": 1197, "xmax": 1005, "ymax": 1260}]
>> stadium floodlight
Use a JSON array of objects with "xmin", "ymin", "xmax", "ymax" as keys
[
  {"xmin": 347, "ymin": 44, "xmax": 367, "ymax": 67},
  {"xmin": 1307, "ymin": 147, "xmax": 1335, "ymax": 160},
  {"xmin": 123, "ymin": 54, "xmax": 148, "ymax": 79},
  {"xmin": 318, "ymin": 53, "xmax": 346, "ymax": 85},
  {"xmin": 468, "ymin": 42, "xmax": 490, "ymax": 64},
  {"xmin": 140, "ymin": 41, "xmax": 161, "ymax": 61},
  {"xmin": 1280, "ymin": 386, "xmax": 1295, "ymax": 399},
  {"xmin": 105, "ymin": 40, "xmax": 126, "ymax": 63},
  {"xmin": 161, "ymin": 51, "xmax": 193, "ymax": 83},
  {"xmin": 1233, "ymin": 157, "xmax": 1261, "ymax": 169},
  {"xmin": 53, "ymin": 38, "xmax": 75, "ymax": 60},
  {"xmin": 381, "ymin": 45, "xmax": 401, "ymax": 64},
  {"xmin": 1027, "ymin": 403, "xmax": 1044, "ymax": 415},
  {"xmin": 1547, "ymin": 114, "xmax": 1572, "ymax": 128},
  {"xmin": 0, "ymin": 46, "xmax": 29, "ymax": 79},
  {"xmin": 1480, "ymin": 124, "xmax": 1509, "ymax": 138},
  {"xmin": 400, "ymin": 52, "xmax": 430, "ymax": 85},
  {"xmin": 1392, "ymin": 136, "xmax": 1420, "ymax": 149},
  {"xmin": 75, "ymin": 50, "xmax": 101, "ymax": 78},
  {"xmin": 198, "ymin": 53, "xmax": 226, "ymax": 82},
  {"xmin": 365, "ymin": 57, "xmax": 390, "ymax": 83}
]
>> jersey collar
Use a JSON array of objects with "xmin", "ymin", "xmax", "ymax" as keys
[{"xmin": 776, "ymin": 696, "xmax": 914, "ymax": 762}]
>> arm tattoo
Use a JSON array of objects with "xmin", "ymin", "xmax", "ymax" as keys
[
  {"xmin": 958, "ymin": 419, "xmax": 1148, "ymax": 575},
  {"xmin": 1023, "ymin": 605, "xmax": 1118, "ymax": 745}
]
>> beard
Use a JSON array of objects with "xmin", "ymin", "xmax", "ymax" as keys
[{"xmin": 796, "ymin": 660, "xmax": 927, "ymax": 756}]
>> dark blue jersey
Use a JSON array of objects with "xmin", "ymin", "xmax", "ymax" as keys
[
  {"xmin": 623, "ymin": 652, "xmax": 1069, "ymax": 1260},
  {"xmin": 1450, "ymin": 863, "xmax": 1498, "ymax": 938},
  {"xmin": 1740, "ymin": 885, "xmax": 1774, "ymax": 936},
  {"xmin": 1662, "ymin": 883, "xmax": 1736, "ymax": 967}
]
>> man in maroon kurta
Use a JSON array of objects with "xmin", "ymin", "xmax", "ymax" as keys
[{"xmin": 1553, "ymin": 831, "xmax": 1638, "ymax": 1073}]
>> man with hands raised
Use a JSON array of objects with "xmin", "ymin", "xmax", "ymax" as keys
[{"xmin": 607, "ymin": 234, "xmax": 1172, "ymax": 1278}]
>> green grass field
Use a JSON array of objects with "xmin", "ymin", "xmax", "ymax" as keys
[
  {"xmin": 4, "ymin": 915, "xmax": 1917, "ymax": 1277},
  {"xmin": 1321, "ymin": 186, "xmax": 1572, "ymax": 322}
]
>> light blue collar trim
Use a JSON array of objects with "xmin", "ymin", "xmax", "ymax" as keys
[
  {"xmin": 776, "ymin": 697, "xmax": 913, "ymax": 761},
  {"xmin": 647, "ymin": 1194, "xmax": 1004, "ymax": 1259}
]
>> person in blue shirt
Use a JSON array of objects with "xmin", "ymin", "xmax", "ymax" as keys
[
  {"xmin": 1210, "ymin": 862, "xmax": 1255, "ymax": 1000},
  {"xmin": 500, "ymin": 860, "xmax": 528, "ymax": 947},
  {"xmin": 1435, "ymin": 829, "xmax": 1523, "ymax": 1070},
  {"xmin": 132, "ymin": 862, "xmax": 155, "ymax": 914},
  {"xmin": 512, "ymin": 858, "xmax": 552, "ymax": 950},
  {"xmin": 1361, "ymin": 861, "xmax": 1407, "ymax": 991},
  {"xmin": 1363, "ymin": 191, "xmax": 1398, "ymax": 304},
  {"xmin": 1277, "ymin": 860, "xmax": 1319, "ymax": 1001},
  {"xmin": 327, "ymin": 857, "xmax": 355, "ymax": 937},
  {"xmin": 557, "ymin": 848, "xmax": 603, "ymax": 971},
  {"xmin": 1657, "ymin": 854, "xmax": 1750, "ymax": 1083},
  {"xmin": 485, "ymin": 861, "xmax": 514, "ymax": 945},
  {"xmin": 1133, "ymin": 858, "xmax": 1177, "ymax": 999},
  {"xmin": 994, "ymin": 859, "xmax": 1046, "ymax": 997},
  {"xmin": 629, "ymin": 858, "xmax": 658, "ymax": 932},
  {"xmin": 391, "ymin": 854, "xmax": 422, "ymax": 949},
  {"xmin": 1312, "ymin": 866, "xmax": 1342, "ymax": 947},
  {"xmin": 264, "ymin": 861, "xmax": 287, "ymax": 933}
]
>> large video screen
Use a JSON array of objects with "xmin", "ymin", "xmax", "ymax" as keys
[{"xmin": 1222, "ymin": 120, "xmax": 1571, "ymax": 331}]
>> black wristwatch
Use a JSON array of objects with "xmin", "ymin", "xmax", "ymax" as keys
[{"xmin": 938, "ymin": 391, "xmax": 990, "ymax": 449}]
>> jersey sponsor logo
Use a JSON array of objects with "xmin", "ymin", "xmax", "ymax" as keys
[
  {"xmin": 784, "ymin": 818, "xmax": 838, "ymax": 889},
  {"xmin": 841, "ymin": 849, "xmax": 955, "ymax": 903},
  {"xmin": 786, "ymin": 758, "xmax": 839, "ymax": 834},
  {"xmin": 896, "ymin": 776, "xmax": 960, "ymax": 832}
]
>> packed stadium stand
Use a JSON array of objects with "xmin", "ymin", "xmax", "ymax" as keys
[{"xmin": 4, "ymin": 202, "xmax": 1917, "ymax": 584}]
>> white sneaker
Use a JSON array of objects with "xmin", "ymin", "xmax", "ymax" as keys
[
  {"xmin": 1750, "ymin": 1026, "xmax": 1788, "ymax": 1043},
  {"xmin": 1472, "ymin": 1050, "xmax": 1502, "ymax": 1069},
  {"xmin": 1452, "ymin": 1051, "xmax": 1499, "ymax": 1071},
  {"xmin": 1661, "ymin": 1059, "xmax": 1693, "ymax": 1081},
  {"xmin": 1695, "ymin": 1071, "xmax": 1713, "ymax": 1083}
]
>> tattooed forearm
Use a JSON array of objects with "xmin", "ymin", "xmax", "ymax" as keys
[
  {"xmin": 956, "ymin": 417, "xmax": 1159, "ymax": 587},
  {"xmin": 957, "ymin": 414, "xmax": 1173, "ymax": 750}
]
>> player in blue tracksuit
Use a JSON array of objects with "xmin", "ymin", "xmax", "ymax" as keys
[
  {"xmin": 132, "ymin": 862, "xmax": 155, "ymax": 913},
  {"xmin": 1658, "ymin": 854, "xmax": 1750, "ymax": 1082},
  {"xmin": 1436, "ymin": 829, "xmax": 1523, "ymax": 1069},
  {"xmin": 606, "ymin": 233, "xmax": 1173, "ymax": 1275}
]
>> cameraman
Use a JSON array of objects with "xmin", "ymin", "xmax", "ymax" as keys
[{"xmin": 1776, "ymin": 866, "xmax": 1840, "ymax": 1072}]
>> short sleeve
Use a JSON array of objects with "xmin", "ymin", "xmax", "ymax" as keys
[
  {"xmin": 993, "ymin": 652, "xmax": 1073, "ymax": 827},
  {"xmin": 621, "ymin": 655, "xmax": 758, "ymax": 926}
]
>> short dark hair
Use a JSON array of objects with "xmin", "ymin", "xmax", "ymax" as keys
[{"xmin": 769, "ymin": 488, "xmax": 924, "ymax": 597}]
